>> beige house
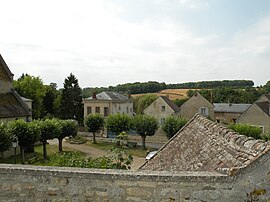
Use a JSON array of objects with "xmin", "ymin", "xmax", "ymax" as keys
[
  {"xmin": 179, "ymin": 92, "xmax": 214, "ymax": 120},
  {"xmin": 237, "ymin": 94, "xmax": 270, "ymax": 133},
  {"xmin": 83, "ymin": 91, "xmax": 133, "ymax": 117},
  {"xmin": 143, "ymin": 96, "xmax": 180, "ymax": 125},
  {"xmin": 214, "ymin": 103, "xmax": 251, "ymax": 124},
  {"xmin": 0, "ymin": 55, "xmax": 32, "ymax": 122}
]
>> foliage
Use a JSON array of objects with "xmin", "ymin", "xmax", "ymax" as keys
[
  {"xmin": 261, "ymin": 133, "xmax": 270, "ymax": 141},
  {"xmin": 173, "ymin": 98, "xmax": 189, "ymax": 107},
  {"xmin": 43, "ymin": 83, "xmax": 60, "ymax": 117},
  {"xmin": 14, "ymin": 74, "xmax": 46, "ymax": 119},
  {"xmin": 84, "ymin": 113, "xmax": 104, "ymax": 143},
  {"xmin": 47, "ymin": 149, "xmax": 133, "ymax": 170},
  {"xmin": 6, "ymin": 120, "xmax": 40, "ymax": 163},
  {"xmin": 60, "ymin": 73, "xmax": 84, "ymax": 123},
  {"xmin": 132, "ymin": 115, "xmax": 158, "ymax": 149},
  {"xmin": 105, "ymin": 114, "xmax": 132, "ymax": 136},
  {"xmin": 116, "ymin": 131, "xmax": 129, "ymax": 147},
  {"xmin": 162, "ymin": 116, "xmax": 187, "ymax": 139},
  {"xmin": 0, "ymin": 122, "xmax": 11, "ymax": 152},
  {"xmin": 133, "ymin": 94, "xmax": 158, "ymax": 114},
  {"xmin": 229, "ymin": 124, "xmax": 262, "ymax": 139},
  {"xmin": 57, "ymin": 119, "xmax": 78, "ymax": 151}
]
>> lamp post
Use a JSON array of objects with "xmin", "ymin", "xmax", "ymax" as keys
[{"xmin": 12, "ymin": 136, "xmax": 18, "ymax": 164}]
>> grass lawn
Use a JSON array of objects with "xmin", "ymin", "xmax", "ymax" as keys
[{"xmin": 87, "ymin": 140, "xmax": 155, "ymax": 158}]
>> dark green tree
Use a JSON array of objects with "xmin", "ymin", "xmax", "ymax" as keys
[
  {"xmin": 0, "ymin": 122, "xmax": 11, "ymax": 153},
  {"xmin": 60, "ymin": 73, "xmax": 83, "ymax": 123},
  {"xmin": 132, "ymin": 115, "xmax": 158, "ymax": 150},
  {"xmin": 39, "ymin": 119, "xmax": 61, "ymax": 160},
  {"xmin": 84, "ymin": 114, "xmax": 104, "ymax": 144},
  {"xmin": 133, "ymin": 94, "xmax": 158, "ymax": 114},
  {"xmin": 57, "ymin": 119, "xmax": 78, "ymax": 151},
  {"xmin": 7, "ymin": 120, "xmax": 40, "ymax": 164},
  {"xmin": 162, "ymin": 116, "xmax": 187, "ymax": 139},
  {"xmin": 105, "ymin": 114, "xmax": 132, "ymax": 136}
]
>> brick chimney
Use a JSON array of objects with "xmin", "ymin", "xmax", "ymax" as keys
[{"xmin": 92, "ymin": 92, "xmax": 97, "ymax": 100}]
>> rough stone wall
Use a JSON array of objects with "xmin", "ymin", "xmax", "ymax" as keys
[{"xmin": 0, "ymin": 162, "xmax": 269, "ymax": 202}]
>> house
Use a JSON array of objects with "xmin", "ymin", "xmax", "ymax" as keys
[
  {"xmin": 0, "ymin": 55, "xmax": 32, "ymax": 122},
  {"xmin": 179, "ymin": 92, "xmax": 214, "ymax": 120},
  {"xmin": 214, "ymin": 103, "xmax": 251, "ymax": 124},
  {"xmin": 237, "ymin": 94, "xmax": 270, "ymax": 133},
  {"xmin": 140, "ymin": 113, "xmax": 269, "ymax": 174},
  {"xmin": 83, "ymin": 91, "xmax": 133, "ymax": 117},
  {"xmin": 143, "ymin": 96, "xmax": 180, "ymax": 124}
]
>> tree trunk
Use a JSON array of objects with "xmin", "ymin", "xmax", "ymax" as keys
[
  {"xmin": 141, "ymin": 135, "xmax": 146, "ymax": 150},
  {"xmin": 58, "ymin": 138, "xmax": 63, "ymax": 152},
  {"xmin": 93, "ymin": 132, "xmax": 97, "ymax": 144},
  {"xmin": 20, "ymin": 147, "xmax": 25, "ymax": 164},
  {"xmin": 42, "ymin": 141, "xmax": 47, "ymax": 160}
]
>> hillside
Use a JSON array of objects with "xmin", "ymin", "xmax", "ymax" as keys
[{"xmin": 131, "ymin": 89, "xmax": 191, "ymax": 100}]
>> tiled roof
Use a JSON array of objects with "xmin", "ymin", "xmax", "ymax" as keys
[
  {"xmin": 160, "ymin": 96, "xmax": 180, "ymax": 112},
  {"xmin": 0, "ymin": 90, "xmax": 31, "ymax": 118},
  {"xmin": 256, "ymin": 101, "xmax": 269, "ymax": 115},
  {"xmin": 86, "ymin": 91, "xmax": 129, "ymax": 101},
  {"xmin": 0, "ymin": 54, "xmax": 13, "ymax": 80},
  {"xmin": 264, "ymin": 94, "xmax": 270, "ymax": 100},
  {"xmin": 214, "ymin": 103, "xmax": 251, "ymax": 113},
  {"xmin": 140, "ymin": 114, "xmax": 269, "ymax": 174}
]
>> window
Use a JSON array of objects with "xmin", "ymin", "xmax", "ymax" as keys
[
  {"xmin": 199, "ymin": 107, "xmax": 208, "ymax": 116},
  {"xmin": 104, "ymin": 107, "xmax": 109, "ymax": 116},
  {"xmin": 95, "ymin": 107, "xmax": 100, "ymax": 114},
  {"xmin": 87, "ymin": 107, "xmax": 92, "ymax": 115},
  {"xmin": 161, "ymin": 106, "xmax": 165, "ymax": 112}
]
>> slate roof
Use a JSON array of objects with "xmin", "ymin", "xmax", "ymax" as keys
[
  {"xmin": 256, "ymin": 101, "xmax": 269, "ymax": 115},
  {"xmin": 214, "ymin": 103, "xmax": 251, "ymax": 113},
  {"xmin": 264, "ymin": 94, "xmax": 270, "ymax": 101},
  {"xmin": 0, "ymin": 54, "xmax": 13, "ymax": 81},
  {"xmin": 0, "ymin": 90, "xmax": 31, "ymax": 118},
  {"xmin": 140, "ymin": 114, "xmax": 269, "ymax": 174},
  {"xmin": 160, "ymin": 96, "xmax": 180, "ymax": 112},
  {"xmin": 86, "ymin": 91, "xmax": 129, "ymax": 101}
]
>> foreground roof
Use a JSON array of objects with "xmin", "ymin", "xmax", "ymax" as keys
[
  {"xmin": 160, "ymin": 96, "xmax": 180, "ymax": 112},
  {"xmin": 86, "ymin": 91, "xmax": 129, "ymax": 101},
  {"xmin": 140, "ymin": 114, "xmax": 269, "ymax": 174},
  {"xmin": 214, "ymin": 103, "xmax": 251, "ymax": 113},
  {"xmin": 0, "ymin": 90, "xmax": 31, "ymax": 118}
]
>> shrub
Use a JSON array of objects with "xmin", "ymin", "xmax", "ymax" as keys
[{"xmin": 229, "ymin": 124, "xmax": 262, "ymax": 139}]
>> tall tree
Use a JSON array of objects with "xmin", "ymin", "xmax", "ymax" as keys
[
  {"xmin": 14, "ymin": 74, "xmax": 46, "ymax": 119},
  {"xmin": 132, "ymin": 115, "xmax": 158, "ymax": 150},
  {"xmin": 60, "ymin": 73, "xmax": 83, "ymax": 123}
]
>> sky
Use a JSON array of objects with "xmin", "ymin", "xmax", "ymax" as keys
[{"xmin": 1, "ymin": 0, "xmax": 270, "ymax": 88}]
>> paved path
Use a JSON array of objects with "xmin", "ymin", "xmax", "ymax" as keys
[{"xmin": 48, "ymin": 139, "xmax": 145, "ymax": 170}]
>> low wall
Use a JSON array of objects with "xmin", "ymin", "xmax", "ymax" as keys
[{"xmin": 0, "ymin": 154, "xmax": 269, "ymax": 202}]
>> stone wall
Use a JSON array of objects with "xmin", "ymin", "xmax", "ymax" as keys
[{"xmin": 0, "ymin": 152, "xmax": 269, "ymax": 202}]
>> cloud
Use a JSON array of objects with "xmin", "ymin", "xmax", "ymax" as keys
[{"xmin": 177, "ymin": 0, "xmax": 209, "ymax": 10}]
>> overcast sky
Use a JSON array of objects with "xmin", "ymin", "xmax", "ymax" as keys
[{"xmin": 1, "ymin": 0, "xmax": 270, "ymax": 88}]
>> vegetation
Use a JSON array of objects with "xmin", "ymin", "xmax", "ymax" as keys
[
  {"xmin": 173, "ymin": 98, "xmax": 189, "ymax": 107},
  {"xmin": 57, "ymin": 119, "xmax": 78, "ymax": 151},
  {"xmin": 132, "ymin": 115, "xmax": 158, "ymax": 150},
  {"xmin": 229, "ymin": 124, "xmax": 262, "ymax": 139},
  {"xmin": 105, "ymin": 114, "xmax": 132, "ymax": 136},
  {"xmin": 162, "ymin": 116, "xmax": 188, "ymax": 139},
  {"xmin": 84, "ymin": 113, "xmax": 104, "ymax": 144},
  {"xmin": 0, "ymin": 123, "xmax": 11, "ymax": 153},
  {"xmin": 133, "ymin": 94, "xmax": 158, "ymax": 114},
  {"xmin": 60, "ymin": 73, "xmax": 84, "ymax": 123}
]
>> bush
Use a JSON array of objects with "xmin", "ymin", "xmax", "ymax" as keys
[{"xmin": 229, "ymin": 124, "xmax": 262, "ymax": 139}]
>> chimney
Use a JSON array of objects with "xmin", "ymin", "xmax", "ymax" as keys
[{"xmin": 92, "ymin": 92, "xmax": 97, "ymax": 100}]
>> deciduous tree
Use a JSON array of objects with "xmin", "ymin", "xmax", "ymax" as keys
[
  {"xmin": 162, "ymin": 116, "xmax": 187, "ymax": 139},
  {"xmin": 84, "ymin": 114, "xmax": 104, "ymax": 144}
]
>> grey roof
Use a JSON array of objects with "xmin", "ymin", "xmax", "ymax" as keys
[
  {"xmin": 87, "ymin": 91, "xmax": 129, "ymax": 101},
  {"xmin": 140, "ymin": 114, "xmax": 269, "ymax": 174},
  {"xmin": 214, "ymin": 103, "xmax": 251, "ymax": 113},
  {"xmin": 160, "ymin": 96, "xmax": 180, "ymax": 112},
  {"xmin": 0, "ymin": 54, "xmax": 14, "ymax": 81}
]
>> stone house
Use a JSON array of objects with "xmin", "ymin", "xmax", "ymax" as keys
[
  {"xmin": 83, "ymin": 91, "xmax": 133, "ymax": 117},
  {"xmin": 179, "ymin": 92, "xmax": 214, "ymax": 120},
  {"xmin": 214, "ymin": 103, "xmax": 251, "ymax": 124},
  {"xmin": 143, "ymin": 96, "xmax": 180, "ymax": 125},
  {"xmin": 237, "ymin": 94, "xmax": 270, "ymax": 133},
  {"xmin": 0, "ymin": 54, "xmax": 32, "ymax": 122},
  {"xmin": 140, "ymin": 113, "xmax": 269, "ymax": 174}
]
